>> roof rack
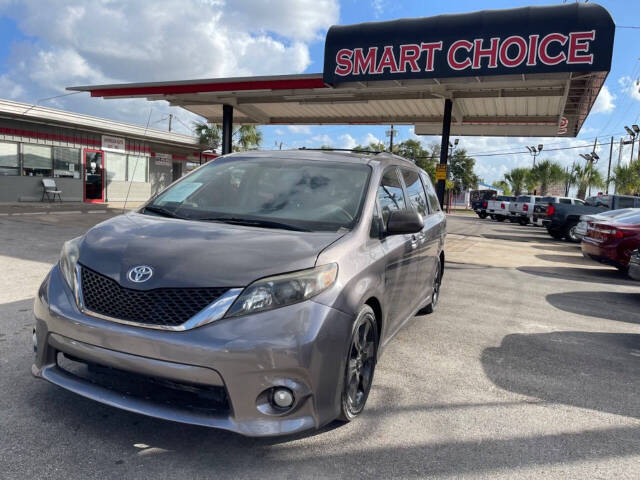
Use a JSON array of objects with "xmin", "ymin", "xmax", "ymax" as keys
[{"xmin": 297, "ymin": 147, "xmax": 384, "ymax": 154}]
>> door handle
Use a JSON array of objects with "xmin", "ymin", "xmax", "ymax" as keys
[{"xmin": 410, "ymin": 234, "xmax": 419, "ymax": 249}]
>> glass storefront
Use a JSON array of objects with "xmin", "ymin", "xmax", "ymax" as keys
[
  {"xmin": 53, "ymin": 147, "xmax": 81, "ymax": 178},
  {"xmin": 22, "ymin": 144, "xmax": 52, "ymax": 177},
  {"xmin": 0, "ymin": 141, "xmax": 18, "ymax": 176}
]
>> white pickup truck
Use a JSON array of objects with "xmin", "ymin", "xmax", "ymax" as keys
[
  {"xmin": 509, "ymin": 195, "xmax": 542, "ymax": 225},
  {"xmin": 485, "ymin": 195, "xmax": 516, "ymax": 222}
]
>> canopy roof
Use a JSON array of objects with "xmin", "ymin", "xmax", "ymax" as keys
[{"xmin": 69, "ymin": 2, "xmax": 614, "ymax": 138}]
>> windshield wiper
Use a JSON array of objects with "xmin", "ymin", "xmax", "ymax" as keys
[
  {"xmin": 199, "ymin": 216, "xmax": 310, "ymax": 232},
  {"xmin": 143, "ymin": 205, "xmax": 183, "ymax": 219}
]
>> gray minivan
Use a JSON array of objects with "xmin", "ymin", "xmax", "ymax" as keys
[{"xmin": 32, "ymin": 150, "xmax": 446, "ymax": 437}]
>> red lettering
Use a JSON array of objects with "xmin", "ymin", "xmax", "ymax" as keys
[
  {"xmin": 527, "ymin": 35, "xmax": 539, "ymax": 66},
  {"xmin": 448, "ymin": 40, "xmax": 473, "ymax": 70},
  {"xmin": 420, "ymin": 41, "xmax": 443, "ymax": 71},
  {"xmin": 539, "ymin": 33, "xmax": 568, "ymax": 65},
  {"xmin": 472, "ymin": 38, "xmax": 499, "ymax": 69},
  {"xmin": 568, "ymin": 31, "xmax": 595, "ymax": 64},
  {"xmin": 335, "ymin": 49, "xmax": 353, "ymax": 76},
  {"xmin": 499, "ymin": 36, "xmax": 527, "ymax": 68},
  {"xmin": 399, "ymin": 44, "xmax": 421, "ymax": 73},
  {"xmin": 376, "ymin": 46, "xmax": 399, "ymax": 73},
  {"xmin": 353, "ymin": 47, "xmax": 377, "ymax": 75}
]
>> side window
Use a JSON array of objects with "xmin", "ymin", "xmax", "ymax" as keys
[
  {"xmin": 400, "ymin": 168, "xmax": 429, "ymax": 217},
  {"xmin": 370, "ymin": 201, "xmax": 383, "ymax": 238},
  {"xmin": 575, "ymin": 199, "xmax": 585, "ymax": 205},
  {"xmin": 617, "ymin": 197, "xmax": 634, "ymax": 208},
  {"xmin": 559, "ymin": 198, "xmax": 572, "ymax": 204},
  {"xmin": 377, "ymin": 168, "xmax": 407, "ymax": 225},
  {"xmin": 420, "ymin": 171, "xmax": 441, "ymax": 212}
]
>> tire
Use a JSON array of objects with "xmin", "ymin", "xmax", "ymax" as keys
[
  {"xmin": 518, "ymin": 217, "xmax": 528, "ymax": 226},
  {"xmin": 490, "ymin": 215, "xmax": 496, "ymax": 220},
  {"xmin": 495, "ymin": 215, "xmax": 506, "ymax": 222},
  {"xmin": 548, "ymin": 228, "xmax": 564, "ymax": 240},
  {"xmin": 339, "ymin": 305, "xmax": 378, "ymax": 422},
  {"xmin": 424, "ymin": 256, "xmax": 443, "ymax": 314},
  {"xmin": 478, "ymin": 212, "xmax": 487, "ymax": 219},
  {"xmin": 564, "ymin": 221, "xmax": 580, "ymax": 243}
]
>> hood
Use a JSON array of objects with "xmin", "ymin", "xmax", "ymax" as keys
[{"xmin": 78, "ymin": 213, "xmax": 344, "ymax": 288}]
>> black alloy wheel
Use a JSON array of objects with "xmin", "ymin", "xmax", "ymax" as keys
[
  {"xmin": 425, "ymin": 257, "xmax": 442, "ymax": 314},
  {"xmin": 565, "ymin": 221, "xmax": 580, "ymax": 243},
  {"xmin": 340, "ymin": 306, "xmax": 378, "ymax": 421},
  {"xmin": 478, "ymin": 212, "xmax": 488, "ymax": 219}
]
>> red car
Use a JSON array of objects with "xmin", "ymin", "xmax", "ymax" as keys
[{"xmin": 581, "ymin": 211, "xmax": 640, "ymax": 270}]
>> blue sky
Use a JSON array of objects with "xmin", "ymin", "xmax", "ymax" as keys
[{"xmin": 0, "ymin": 0, "xmax": 638, "ymax": 184}]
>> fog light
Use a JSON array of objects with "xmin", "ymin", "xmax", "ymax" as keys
[
  {"xmin": 272, "ymin": 388, "xmax": 294, "ymax": 408},
  {"xmin": 32, "ymin": 329, "xmax": 37, "ymax": 353}
]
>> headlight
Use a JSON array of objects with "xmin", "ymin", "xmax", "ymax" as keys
[
  {"xmin": 59, "ymin": 236, "xmax": 82, "ymax": 292},
  {"xmin": 225, "ymin": 263, "xmax": 338, "ymax": 317}
]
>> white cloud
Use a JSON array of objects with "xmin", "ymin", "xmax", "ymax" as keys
[
  {"xmin": 0, "ymin": 0, "xmax": 338, "ymax": 134},
  {"xmin": 619, "ymin": 76, "xmax": 640, "ymax": 102},
  {"xmin": 363, "ymin": 133, "xmax": 382, "ymax": 146},
  {"xmin": 274, "ymin": 128, "xmax": 285, "ymax": 136},
  {"xmin": 371, "ymin": 0, "xmax": 385, "ymax": 18},
  {"xmin": 311, "ymin": 133, "xmax": 333, "ymax": 145},
  {"xmin": 339, "ymin": 133, "xmax": 356, "ymax": 149},
  {"xmin": 287, "ymin": 125, "xmax": 312, "ymax": 134},
  {"xmin": 590, "ymin": 85, "xmax": 616, "ymax": 114}
]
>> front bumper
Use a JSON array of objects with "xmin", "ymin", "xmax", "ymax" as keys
[{"xmin": 32, "ymin": 265, "xmax": 354, "ymax": 437}]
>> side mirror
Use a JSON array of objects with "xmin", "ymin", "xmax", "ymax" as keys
[{"xmin": 386, "ymin": 210, "xmax": 423, "ymax": 235}]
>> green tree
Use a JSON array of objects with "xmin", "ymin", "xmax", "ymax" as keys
[
  {"xmin": 395, "ymin": 139, "xmax": 438, "ymax": 182},
  {"xmin": 574, "ymin": 163, "xmax": 605, "ymax": 199},
  {"xmin": 354, "ymin": 142, "xmax": 386, "ymax": 152},
  {"xmin": 530, "ymin": 160, "xmax": 565, "ymax": 195},
  {"xmin": 194, "ymin": 122, "xmax": 263, "ymax": 152},
  {"xmin": 492, "ymin": 180, "xmax": 512, "ymax": 196},
  {"xmin": 449, "ymin": 148, "xmax": 480, "ymax": 194},
  {"xmin": 611, "ymin": 159, "xmax": 640, "ymax": 195},
  {"xmin": 503, "ymin": 167, "xmax": 529, "ymax": 197},
  {"xmin": 524, "ymin": 170, "xmax": 538, "ymax": 194}
]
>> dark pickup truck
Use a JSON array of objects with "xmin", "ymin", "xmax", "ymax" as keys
[
  {"xmin": 470, "ymin": 189, "xmax": 497, "ymax": 218},
  {"xmin": 544, "ymin": 194, "xmax": 640, "ymax": 242}
]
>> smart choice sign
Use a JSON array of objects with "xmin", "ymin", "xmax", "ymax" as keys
[{"xmin": 322, "ymin": 4, "xmax": 614, "ymax": 84}]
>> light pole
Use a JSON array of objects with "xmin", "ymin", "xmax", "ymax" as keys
[
  {"xmin": 526, "ymin": 144, "xmax": 544, "ymax": 166},
  {"xmin": 579, "ymin": 151, "xmax": 600, "ymax": 197},
  {"xmin": 385, "ymin": 125, "xmax": 399, "ymax": 152}
]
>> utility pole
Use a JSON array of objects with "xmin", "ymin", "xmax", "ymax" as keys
[
  {"xmin": 168, "ymin": 114, "xmax": 173, "ymax": 132},
  {"xmin": 606, "ymin": 136, "xmax": 613, "ymax": 194},
  {"xmin": 386, "ymin": 125, "xmax": 398, "ymax": 153}
]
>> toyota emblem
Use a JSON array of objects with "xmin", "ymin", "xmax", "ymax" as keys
[{"xmin": 127, "ymin": 265, "xmax": 154, "ymax": 283}]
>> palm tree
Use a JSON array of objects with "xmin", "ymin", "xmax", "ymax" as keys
[
  {"xmin": 573, "ymin": 163, "xmax": 605, "ymax": 199},
  {"xmin": 492, "ymin": 180, "xmax": 512, "ymax": 196},
  {"xmin": 504, "ymin": 167, "xmax": 529, "ymax": 196},
  {"xmin": 524, "ymin": 169, "xmax": 538, "ymax": 194},
  {"xmin": 194, "ymin": 122, "xmax": 263, "ymax": 152},
  {"xmin": 611, "ymin": 160, "xmax": 640, "ymax": 195},
  {"xmin": 530, "ymin": 160, "xmax": 565, "ymax": 195}
]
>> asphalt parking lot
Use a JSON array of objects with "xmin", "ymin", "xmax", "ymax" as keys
[{"xmin": 1, "ymin": 211, "xmax": 639, "ymax": 479}]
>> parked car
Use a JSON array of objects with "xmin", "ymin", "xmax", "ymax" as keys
[
  {"xmin": 628, "ymin": 249, "xmax": 640, "ymax": 280},
  {"xmin": 509, "ymin": 195, "xmax": 542, "ymax": 225},
  {"xmin": 545, "ymin": 194, "xmax": 640, "ymax": 242},
  {"xmin": 574, "ymin": 208, "xmax": 639, "ymax": 241},
  {"xmin": 485, "ymin": 195, "xmax": 516, "ymax": 222},
  {"xmin": 31, "ymin": 150, "xmax": 446, "ymax": 437},
  {"xmin": 581, "ymin": 210, "xmax": 640, "ymax": 271},
  {"xmin": 533, "ymin": 196, "xmax": 585, "ymax": 225},
  {"xmin": 470, "ymin": 189, "xmax": 496, "ymax": 219}
]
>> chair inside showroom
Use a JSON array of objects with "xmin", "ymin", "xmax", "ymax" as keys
[{"xmin": 41, "ymin": 178, "xmax": 63, "ymax": 202}]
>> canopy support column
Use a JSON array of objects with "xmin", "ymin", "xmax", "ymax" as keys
[
  {"xmin": 437, "ymin": 98, "xmax": 452, "ymax": 208},
  {"xmin": 222, "ymin": 104, "xmax": 233, "ymax": 155}
]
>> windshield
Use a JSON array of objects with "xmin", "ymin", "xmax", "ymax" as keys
[{"xmin": 146, "ymin": 156, "xmax": 372, "ymax": 232}]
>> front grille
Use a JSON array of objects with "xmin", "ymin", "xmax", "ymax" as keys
[{"xmin": 80, "ymin": 266, "xmax": 229, "ymax": 327}]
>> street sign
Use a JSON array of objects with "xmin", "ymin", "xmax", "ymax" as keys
[{"xmin": 436, "ymin": 164, "xmax": 447, "ymax": 181}]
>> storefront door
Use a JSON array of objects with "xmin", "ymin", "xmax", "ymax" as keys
[{"xmin": 83, "ymin": 149, "xmax": 104, "ymax": 202}]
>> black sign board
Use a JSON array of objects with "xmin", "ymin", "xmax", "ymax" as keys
[{"xmin": 323, "ymin": 3, "xmax": 614, "ymax": 85}]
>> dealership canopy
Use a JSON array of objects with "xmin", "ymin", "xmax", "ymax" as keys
[{"xmin": 69, "ymin": 2, "xmax": 615, "ymax": 203}]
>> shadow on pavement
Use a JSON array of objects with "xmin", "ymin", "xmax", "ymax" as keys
[
  {"xmin": 535, "ymin": 253, "xmax": 597, "ymax": 266},
  {"xmin": 482, "ymin": 233, "xmax": 549, "ymax": 243},
  {"xmin": 517, "ymin": 265, "xmax": 637, "ymax": 286},
  {"xmin": 530, "ymin": 244, "xmax": 580, "ymax": 253},
  {"xmin": 546, "ymin": 291, "xmax": 640, "ymax": 324},
  {"xmin": 482, "ymin": 331, "xmax": 640, "ymax": 419}
]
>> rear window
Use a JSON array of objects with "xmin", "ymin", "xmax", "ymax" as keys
[
  {"xmin": 538, "ymin": 196, "xmax": 555, "ymax": 203},
  {"xmin": 517, "ymin": 196, "xmax": 531, "ymax": 202},
  {"xmin": 559, "ymin": 198, "xmax": 572, "ymax": 204}
]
